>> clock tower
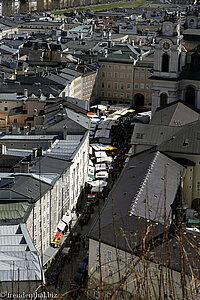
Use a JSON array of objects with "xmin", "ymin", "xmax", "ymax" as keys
[{"xmin": 151, "ymin": 15, "xmax": 183, "ymax": 113}]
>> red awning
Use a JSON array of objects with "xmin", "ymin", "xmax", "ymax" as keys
[{"xmin": 55, "ymin": 230, "xmax": 64, "ymax": 238}]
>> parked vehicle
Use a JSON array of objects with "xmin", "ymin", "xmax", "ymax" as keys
[
  {"xmin": 84, "ymin": 202, "xmax": 94, "ymax": 214},
  {"xmin": 79, "ymin": 213, "xmax": 90, "ymax": 227},
  {"xmin": 87, "ymin": 194, "xmax": 98, "ymax": 206}
]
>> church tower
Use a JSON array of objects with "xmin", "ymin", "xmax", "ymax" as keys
[{"xmin": 151, "ymin": 15, "xmax": 183, "ymax": 113}]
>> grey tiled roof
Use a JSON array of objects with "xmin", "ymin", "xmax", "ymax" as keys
[
  {"xmin": 89, "ymin": 150, "xmax": 185, "ymax": 250},
  {"xmin": 158, "ymin": 120, "xmax": 200, "ymax": 155},
  {"xmin": 150, "ymin": 101, "xmax": 200, "ymax": 126},
  {"xmin": 131, "ymin": 123, "xmax": 181, "ymax": 146}
]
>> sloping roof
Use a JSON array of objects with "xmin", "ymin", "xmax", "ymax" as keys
[
  {"xmin": 10, "ymin": 175, "xmax": 51, "ymax": 201},
  {"xmin": 150, "ymin": 101, "xmax": 200, "ymax": 126},
  {"xmin": 88, "ymin": 150, "xmax": 185, "ymax": 251},
  {"xmin": 45, "ymin": 139, "xmax": 80, "ymax": 160},
  {"xmin": 0, "ymin": 224, "xmax": 43, "ymax": 282},
  {"xmin": 131, "ymin": 123, "xmax": 181, "ymax": 146},
  {"xmin": 31, "ymin": 156, "xmax": 71, "ymax": 174},
  {"xmin": 158, "ymin": 120, "xmax": 200, "ymax": 155}
]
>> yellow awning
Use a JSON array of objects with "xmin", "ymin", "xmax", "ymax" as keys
[
  {"xmin": 128, "ymin": 109, "xmax": 135, "ymax": 113},
  {"xmin": 106, "ymin": 146, "xmax": 118, "ymax": 150}
]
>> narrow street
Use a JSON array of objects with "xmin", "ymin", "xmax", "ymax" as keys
[{"xmin": 45, "ymin": 117, "xmax": 134, "ymax": 299}]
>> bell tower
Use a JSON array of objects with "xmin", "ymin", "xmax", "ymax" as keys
[{"xmin": 151, "ymin": 14, "xmax": 183, "ymax": 113}]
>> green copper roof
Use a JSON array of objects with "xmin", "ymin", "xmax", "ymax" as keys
[{"xmin": 0, "ymin": 202, "xmax": 30, "ymax": 220}]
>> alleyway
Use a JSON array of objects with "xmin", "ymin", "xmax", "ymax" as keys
[{"xmin": 45, "ymin": 118, "xmax": 134, "ymax": 299}]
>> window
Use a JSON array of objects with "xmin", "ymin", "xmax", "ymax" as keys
[
  {"xmin": 114, "ymin": 92, "xmax": 118, "ymax": 98},
  {"xmin": 102, "ymin": 82, "xmax": 105, "ymax": 88},
  {"xmin": 160, "ymin": 93, "xmax": 168, "ymax": 106},
  {"xmin": 114, "ymin": 65, "xmax": 119, "ymax": 70},
  {"xmin": 135, "ymin": 72, "xmax": 139, "ymax": 79},
  {"xmin": 101, "ymin": 92, "xmax": 105, "ymax": 97},
  {"xmin": 120, "ymin": 83, "xmax": 124, "ymax": 90},
  {"xmin": 114, "ymin": 72, "xmax": 118, "ymax": 78},
  {"xmin": 114, "ymin": 82, "xmax": 118, "ymax": 89},
  {"xmin": 118, "ymin": 255, "xmax": 122, "ymax": 264},
  {"xmin": 140, "ymin": 83, "xmax": 144, "ymax": 89},
  {"xmin": 127, "ymin": 83, "xmax": 131, "ymax": 89},
  {"xmin": 146, "ymin": 93, "xmax": 150, "ymax": 100},
  {"xmin": 101, "ymin": 64, "xmax": 105, "ymax": 68},
  {"xmin": 4, "ymin": 107, "xmax": 8, "ymax": 111},
  {"xmin": 14, "ymin": 119, "xmax": 17, "ymax": 123},
  {"xmin": 127, "ymin": 66, "xmax": 132, "ymax": 70},
  {"xmin": 120, "ymin": 93, "xmax": 124, "ymax": 98},
  {"xmin": 102, "ymin": 71, "xmax": 105, "ymax": 77},
  {"xmin": 178, "ymin": 54, "xmax": 181, "ymax": 72},
  {"xmin": 126, "ymin": 93, "xmax": 130, "ymax": 99},
  {"xmin": 146, "ymin": 83, "xmax": 150, "ymax": 89},
  {"xmin": 135, "ymin": 83, "xmax": 139, "ymax": 89},
  {"xmin": 107, "ymin": 250, "xmax": 112, "ymax": 261},
  {"xmin": 120, "ymin": 73, "xmax": 125, "ymax": 79},
  {"xmin": 107, "ymin": 92, "xmax": 111, "ymax": 97},
  {"xmin": 107, "ymin": 82, "xmax": 111, "ymax": 89},
  {"xmin": 96, "ymin": 264, "xmax": 100, "ymax": 272},
  {"xmin": 140, "ymin": 73, "xmax": 145, "ymax": 79},
  {"xmin": 127, "ymin": 73, "xmax": 131, "ymax": 80},
  {"xmin": 136, "ymin": 133, "xmax": 144, "ymax": 139},
  {"xmin": 120, "ymin": 66, "xmax": 125, "ymax": 70},
  {"xmin": 96, "ymin": 246, "xmax": 100, "ymax": 256},
  {"xmin": 108, "ymin": 72, "xmax": 112, "ymax": 78},
  {"xmin": 108, "ymin": 269, "xmax": 113, "ymax": 277},
  {"xmin": 196, "ymin": 181, "xmax": 200, "ymax": 191},
  {"xmin": 185, "ymin": 86, "xmax": 195, "ymax": 106},
  {"xmin": 162, "ymin": 54, "xmax": 169, "ymax": 72},
  {"xmin": 127, "ymin": 258, "xmax": 132, "ymax": 265}
]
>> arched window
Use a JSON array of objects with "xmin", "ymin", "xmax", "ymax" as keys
[
  {"xmin": 162, "ymin": 54, "xmax": 169, "ymax": 72},
  {"xmin": 160, "ymin": 93, "xmax": 168, "ymax": 106},
  {"xmin": 134, "ymin": 93, "xmax": 145, "ymax": 107},
  {"xmin": 185, "ymin": 86, "xmax": 195, "ymax": 106}
]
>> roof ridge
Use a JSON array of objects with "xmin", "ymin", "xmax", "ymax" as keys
[{"xmin": 129, "ymin": 151, "xmax": 160, "ymax": 216}]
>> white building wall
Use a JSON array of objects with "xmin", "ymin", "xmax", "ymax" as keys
[
  {"xmin": 26, "ymin": 132, "xmax": 89, "ymax": 256},
  {"xmin": 69, "ymin": 131, "xmax": 89, "ymax": 209}
]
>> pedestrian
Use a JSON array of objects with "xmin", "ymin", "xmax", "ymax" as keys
[{"xmin": 82, "ymin": 238, "xmax": 85, "ymax": 249}]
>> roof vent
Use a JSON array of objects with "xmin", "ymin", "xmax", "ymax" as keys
[{"xmin": 183, "ymin": 139, "xmax": 189, "ymax": 146}]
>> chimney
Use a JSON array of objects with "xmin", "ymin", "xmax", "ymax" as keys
[
  {"xmin": 0, "ymin": 144, "xmax": 6, "ymax": 155},
  {"xmin": 37, "ymin": 147, "xmax": 43, "ymax": 157},
  {"xmin": 20, "ymin": 161, "xmax": 30, "ymax": 173},
  {"xmin": 24, "ymin": 89, "xmax": 28, "ymax": 98},
  {"xmin": 63, "ymin": 125, "xmax": 67, "ymax": 139},
  {"xmin": 33, "ymin": 148, "xmax": 38, "ymax": 159}
]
